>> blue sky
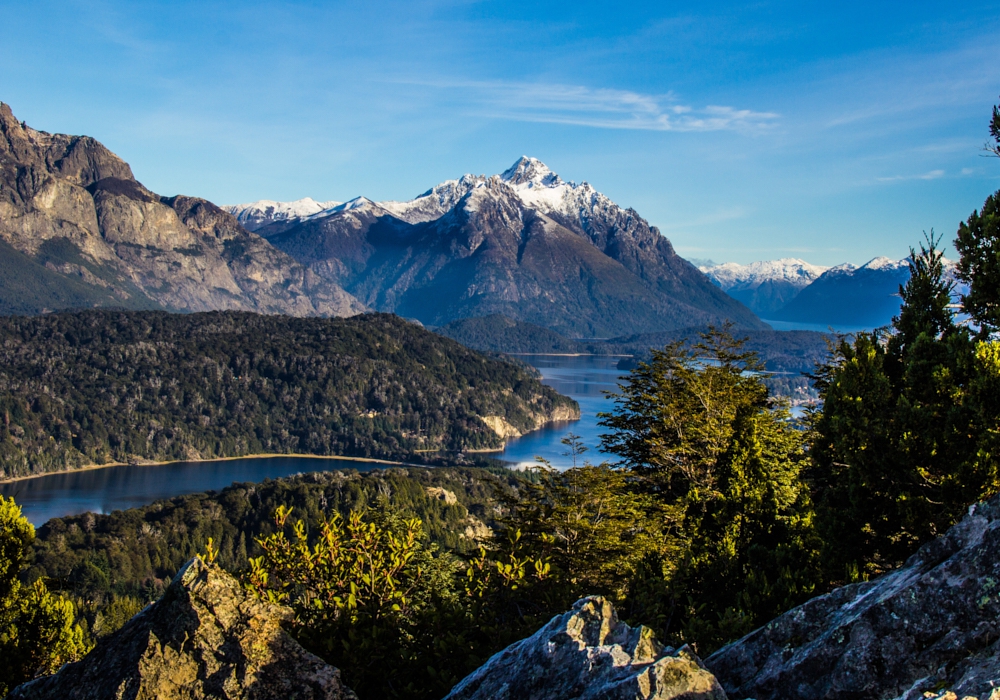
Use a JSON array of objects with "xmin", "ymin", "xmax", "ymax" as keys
[{"xmin": 2, "ymin": 0, "xmax": 999, "ymax": 266}]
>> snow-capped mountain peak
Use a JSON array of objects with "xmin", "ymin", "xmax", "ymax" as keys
[
  {"xmin": 501, "ymin": 156, "xmax": 563, "ymax": 188},
  {"xmin": 861, "ymin": 256, "xmax": 909, "ymax": 271},
  {"xmin": 327, "ymin": 196, "xmax": 376, "ymax": 213},
  {"xmin": 380, "ymin": 173, "xmax": 486, "ymax": 223}
]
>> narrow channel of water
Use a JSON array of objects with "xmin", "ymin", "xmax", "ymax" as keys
[
  {"xmin": 0, "ymin": 457, "xmax": 383, "ymax": 526},
  {"xmin": 498, "ymin": 354, "xmax": 624, "ymax": 470}
]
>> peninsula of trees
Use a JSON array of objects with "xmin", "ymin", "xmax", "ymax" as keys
[{"xmin": 0, "ymin": 311, "xmax": 577, "ymax": 479}]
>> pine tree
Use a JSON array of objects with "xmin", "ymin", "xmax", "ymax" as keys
[
  {"xmin": 955, "ymin": 191, "xmax": 1000, "ymax": 336},
  {"xmin": 599, "ymin": 327, "xmax": 819, "ymax": 652}
]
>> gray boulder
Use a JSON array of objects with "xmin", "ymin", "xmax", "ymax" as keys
[
  {"xmin": 707, "ymin": 496, "xmax": 1000, "ymax": 700},
  {"xmin": 8, "ymin": 557, "xmax": 356, "ymax": 700},
  {"xmin": 444, "ymin": 595, "xmax": 727, "ymax": 700}
]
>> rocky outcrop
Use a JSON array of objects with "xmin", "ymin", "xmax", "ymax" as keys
[
  {"xmin": 8, "ymin": 557, "xmax": 357, "ymax": 700},
  {"xmin": 0, "ymin": 102, "xmax": 363, "ymax": 317},
  {"xmin": 444, "ymin": 596, "xmax": 727, "ymax": 700},
  {"xmin": 707, "ymin": 496, "xmax": 1000, "ymax": 700}
]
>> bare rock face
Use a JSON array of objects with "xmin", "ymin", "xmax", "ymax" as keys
[
  {"xmin": 444, "ymin": 596, "xmax": 727, "ymax": 700},
  {"xmin": 8, "ymin": 558, "xmax": 357, "ymax": 700},
  {"xmin": 0, "ymin": 102, "xmax": 363, "ymax": 317},
  {"xmin": 707, "ymin": 495, "xmax": 1000, "ymax": 700}
]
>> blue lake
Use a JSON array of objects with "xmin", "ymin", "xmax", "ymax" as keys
[
  {"xmin": 0, "ymin": 354, "xmax": 625, "ymax": 525},
  {"xmin": 497, "ymin": 354, "xmax": 625, "ymax": 469}
]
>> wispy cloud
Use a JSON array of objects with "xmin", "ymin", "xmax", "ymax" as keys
[
  {"xmin": 876, "ymin": 169, "xmax": 945, "ymax": 182},
  {"xmin": 402, "ymin": 78, "xmax": 779, "ymax": 132}
]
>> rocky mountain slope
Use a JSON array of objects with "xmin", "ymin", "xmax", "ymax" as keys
[
  {"xmin": 701, "ymin": 258, "xmax": 829, "ymax": 317},
  {"xmin": 234, "ymin": 157, "xmax": 765, "ymax": 337},
  {"xmin": 0, "ymin": 103, "xmax": 363, "ymax": 317}
]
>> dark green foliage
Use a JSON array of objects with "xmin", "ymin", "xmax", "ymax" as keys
[
  {"xmin": 987, "ymin": 94, "xmax": 1000, "ymax": 157},
  {"xmin": 810, "ymin": 233, "xmax": 1000, "ymax": 581},
  {"xmin": 956, "ymin": 190, "xmax": 1000, "ymax": 335},
  {"xmin": 436, "ymin": 315, "xmax": 594, "ymax": 354},
  {"xmin": 27, "ymin": 467, "xmax": 519, "ymax": 606},
  {"xmin": 25, "ymin": 466, "xmax": 527, "ymax": 700},
  {"xmin": 0, "ymin": 310, "xmax": 575, "ymax": 478},
  {"xmin": 597, "ymin": 328, "xmax": 819, "ymax": 653},
  {"xmin": 0, "ymin": 496, "xmax": 88, "ymax": 695}
]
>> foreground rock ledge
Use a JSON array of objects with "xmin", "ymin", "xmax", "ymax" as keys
[
  {"xmin": 707, "ymin": 495, "xmax": 1000, "ymax": 700},
  {"xmin": 9, "ymin": 557, "xmax": 357, "ymax": 700},
  {"xmin": 444, "ymin": 595, "xmax": 727, "ymax": 700}
]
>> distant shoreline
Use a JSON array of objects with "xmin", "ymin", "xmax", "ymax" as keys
[
  {"xmin": 0, "ymin": 452, "xmax": 438, "ymax": 486},
  {"xmin": 505, "ymin": 352, "xmax": 633, "ymax": 357}
]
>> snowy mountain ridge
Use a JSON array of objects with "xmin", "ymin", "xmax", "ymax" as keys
[
  {"xmin": 224, "ymin": 197, "xmax": 341, "ymax": 232},
  {"xmin": 223, "ymin": 156, "xmax": 626, "ymax": 236},
  {"xmin": 229, "ymin": 156, "xmax": 765, "ymax": 337},
  {"xmin": 702, "ymin": 258, "xmax": 830, "ymax": 292}
]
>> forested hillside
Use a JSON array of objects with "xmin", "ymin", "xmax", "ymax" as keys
[
  {"xmin": 0, "ymin": 311, "xmax": 577, "ymax": 479},
  {"xmin": 27, "ymin": 466, "xmax": 515, "ymax": 606}
]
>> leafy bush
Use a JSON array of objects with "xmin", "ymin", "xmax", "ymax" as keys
[{"xmin": 0, "ymin": 496, "xmax": 88, "ymax": 695}]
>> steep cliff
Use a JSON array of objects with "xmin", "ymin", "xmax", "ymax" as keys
[{"xmin": 0, "ymin": 103, "xmax": 363, "ymax": 317}]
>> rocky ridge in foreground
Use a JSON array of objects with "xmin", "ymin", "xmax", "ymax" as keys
[
  {"xmin": 13, "ymin": 488, "xmax": 1000, "ymax": 699},
  {"xmin": 707, "ymin": 494, "xmax": 1000, "ymax": 700},
  {"xmin": 444, "ymin": 596, "xmax": 726, "ymax": 700},
  {"xmin": 8, "ymin": 557, "xmax": 357, "ymax": 700}
]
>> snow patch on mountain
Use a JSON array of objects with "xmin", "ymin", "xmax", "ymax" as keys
[
  {"xmin": 702, "ymin": 258, "xmax": 829, "ymax": 292},
  {"xmin": 380, "ymin": 174, "xmax": 486, "ymax": 223},
  {"xmin": 223, "ymin": 197, "xmax": 340, "ymax": 231}
]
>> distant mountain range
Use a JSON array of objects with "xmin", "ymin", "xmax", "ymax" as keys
[
  {"xmin": 769, "ymin": 257, "xmax": 911, "ymax": 327},
  {"xmin": 0, "ymin": 103, "xmax": 363, "ymax": 317},
  {"xmin": 14, "ymin": 97, "xmax": 937, "ymax": 337},
  {"xmin": 227, "ymin": 157, "xmax": 766, "ymax": 337},
  {"xmin": 702, "ymin": 256, "xmax": 965, "ymax": 328},
  {"xmin": 701, "ymin": 258, "xmax": 829, "ymax": 317}
]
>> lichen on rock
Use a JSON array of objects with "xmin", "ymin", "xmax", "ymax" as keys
[
  {"xmin": 707, "ymin": 496, "xmax": 1000, "ymax": 700},
  {"xmin": 444, "ymin": 595, "xmax": 727, "ymax": 700},
  {"xmin": 7, "ymin": 557, "xmax": 357, "ymax": 700}
]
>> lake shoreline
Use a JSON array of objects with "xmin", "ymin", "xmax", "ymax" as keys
[
  {"xmin": 0, "ymin": 452, "xmax": 434, "ymax": 486},
  {"xmin": 505, "ymin": 352, "xmax": 633, "ymax": 357}
]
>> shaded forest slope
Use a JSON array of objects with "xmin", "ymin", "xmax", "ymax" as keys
[{"xmin": 0, "ymin": 311, "xmax": 577, "ymax": 479}]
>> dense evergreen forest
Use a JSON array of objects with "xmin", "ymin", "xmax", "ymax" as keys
[{"xmin": 0, "ymin": 311, "xmax": 576, "ymax": 479}]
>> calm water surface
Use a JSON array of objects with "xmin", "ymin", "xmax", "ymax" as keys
[
  {"xmin": 0, "ymin": 457, "xmax": 382, "ymax": 526},
  {"xmin": 0, "ymin": 355, "xmax": 623, "ymax": 525},
  {"xmin": 498, "ymin": 354, "xmax": 625, "ymax": 470}
]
